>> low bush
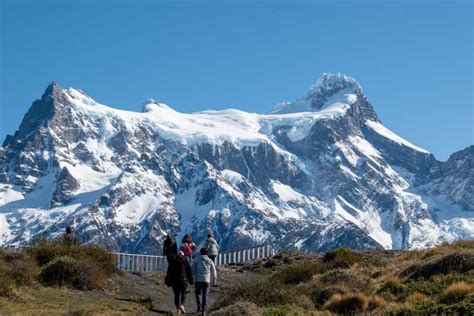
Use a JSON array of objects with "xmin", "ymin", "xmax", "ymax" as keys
[
  {"xmin": 323, "ymin": 247, "xmax": 358, "ymax": 269},
  {"xmin": 27, "ymin": 239, "xmax": 117, "ymax": 276},
  {"xmin": 318, "ymin": 268, "xmax": 370, "ymax": 290},
  {"xmin": 209, "ymin": 301, "xmax": 262, "ymax": 316},
  {"xmin": 79, "ymin": 244, "xmax": 117, "ymax": 276},
  {"xmin": 377, "ymin": 276, "xmax": 406, "ymax": 300},
  {"xmin": 324, "ymin": 293, "xmax": 368, "ymax": 314},
  {"xmin": 210, "ymin": 277, "xmax": 300, "ymax": 311},
  {"xmin": 440, "ymin": 282, "xmax": 474, "ymax": 304},
  {"xmin": 272, "ymin": 261, "xmax": 325, "ymax": 285},
  {"xmin": 39, "ymin": 256, "xmax": 105, "ymax": 290},
  {"xmin": 0, "ymin": 264, "xmax": 17, "ymax": 297},
  {"xmin": 0, "ymin": 252, "xmax": 40, "ymax": 287},
  {"xmin": 403, "ymin": 251, "xmax": 474, "ymax": 280}
]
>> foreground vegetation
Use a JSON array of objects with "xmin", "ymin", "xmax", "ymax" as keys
[
  {"xmin": 0, "ymin": 240, "xmax": 150, "ymax": 314},
  {"xmin": 209, "ymin": 240, "xmax": 474, "ymax": 315},
  {"xmin": 1, "ymin": 239, "xmax": 473, "ymax": 315}
]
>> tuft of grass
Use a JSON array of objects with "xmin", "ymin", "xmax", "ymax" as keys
[
  {"xmin": 378, "ymin": 276, "xmax": 406, "ymax": 300},
  {"xmin": 440, "ymin": 282, "xmax": 474, "ymax": 304},
  {"xmin": 324, "ymin": 293, "xmax": 368, "ymax": 314},
  {"xmin": 367, "ymin": 295, "xmax": 387, "ymax": 311}
]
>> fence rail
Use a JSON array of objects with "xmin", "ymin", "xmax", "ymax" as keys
[{"xmin": 1, "ymin": 243, "xmax": 275, "ymax": 273}]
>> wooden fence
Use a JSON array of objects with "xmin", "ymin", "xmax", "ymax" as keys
[{"xmin": 1, "ymin": 243, "xmax": 275, "ymax": 273}]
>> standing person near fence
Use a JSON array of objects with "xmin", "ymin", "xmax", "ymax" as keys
[
  {"xmin": 63, "ymin": 225, "xmax": 80, "ymax": 245},
  {"xmin": 181, "ymin": 234, "xmax": 196, "ymax": 264},
  {"xmin": 192, "ymin": 247, "xmax": 217, "ymax": 315},
  {"xmin": 206, "ymin": 233, "xmax": 219, "ymax": 263},
  {"xmin": 163, "ymin": 234, "xmax": 178, "ymax": 263},
  {"xmin": 165, "ymin": 251, "xmax": 194, "ymax": 314}
]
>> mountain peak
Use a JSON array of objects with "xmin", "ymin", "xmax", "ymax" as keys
[
  {"xmin": 272, "ymin": 72, "xmax": 364, "ymax": 114},
  {"xmin": 141, "ymin": 98, "xmax": 173, "ymax": 112},
  {"xmin": 42, "ymin": 81, "xmax": 63, "ymax": 100},
  {"xmin": 310, "ymin": 72, "xmax": 361, "ymax": 96}
]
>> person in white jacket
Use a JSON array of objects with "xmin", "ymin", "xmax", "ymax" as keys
[
  {"xmin": 206, "ymin": 233, "xmax": 219, "ymax": 263},
  {"xmin": 192, "ymin": 247, "xmax": 217, "ymax": 315}
]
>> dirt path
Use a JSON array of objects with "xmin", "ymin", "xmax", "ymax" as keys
[{"xmin": 108, "ymin": 265, "xmax": 253, "ymax": 315}]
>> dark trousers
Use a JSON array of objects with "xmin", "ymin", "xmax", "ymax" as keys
[
  {"xmin": 208, "ymin": 255, "xmax": 216, "ymax": 263},
  {"xmin": 195, "ymin": 282, "xmax": 210, "ymax": 311},
  {"xmin": 172, "ymin": 285, "xmax": 187, "ymax": 309}
]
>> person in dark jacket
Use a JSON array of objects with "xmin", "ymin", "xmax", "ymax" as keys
[
  {"xmin": 63, "ymin": 225, "xmax": 79, "ymax": 245},
  {"xmin": 163, "ymin": 234, "xmax": 178, "ymax": 262},
  {"xmin": 165, "ymin": 251, "xmax": 194, "ymax": 314}
]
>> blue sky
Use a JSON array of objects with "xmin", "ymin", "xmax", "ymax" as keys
[{"xmin": 0, "ymin": 0, "xmax": 472, "ymax": 160}]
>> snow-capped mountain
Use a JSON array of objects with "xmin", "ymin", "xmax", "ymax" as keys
[{"xmin": 0, "ymin": 73, "xmax": 472, "ymax": 253}]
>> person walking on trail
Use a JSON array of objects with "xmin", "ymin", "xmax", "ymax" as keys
[
  {"xmin": 206, "ymin": 233, "xmax": 219, "ymax": 263},
  {"xmin": 165, "ymin": 251, "xmax": 194, "ymax": 314},
  {"xmin": 181, "ymin": 234, "xmax": 196, "ymax": 263},
  {"xmin": 192, "ymin": 247, "xmax": 217, "ymax": 315},
  {"xmin": 163, "ymin": 234, "xmax": 178, "ymax": 262}
]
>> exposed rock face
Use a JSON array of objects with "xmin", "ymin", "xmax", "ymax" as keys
[
  {"xmin": 0, "ymin": 73, "xmax": 472, "ymax": 253},
  {"xmin": 51, "ymin": 167, "xmax": 80, "ymax": 207}
]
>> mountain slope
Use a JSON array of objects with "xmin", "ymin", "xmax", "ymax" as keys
[{"xmin": 0, "ymin": 73, "xmax": 472, "ymax": 253}]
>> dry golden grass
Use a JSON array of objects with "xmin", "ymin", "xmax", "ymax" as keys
[
  {"xmin": 324, "ymin": 293, "xmax": 369, "ymax": 314},
  {"xmin": 367, "ymin": 295, "xmax": 387, "ymax": 311},
  {"xmin": 440, "ymin": 282, "xmax": 474, "ymax": 304}
]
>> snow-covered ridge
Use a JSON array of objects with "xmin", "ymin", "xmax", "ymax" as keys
[
  {"xmin": 63, "ymin": 86, "xmax": 350, "ymax": 147},
  {"xmin": 366, "ymin": 120, "xmax": 429, "ymax": 153}
]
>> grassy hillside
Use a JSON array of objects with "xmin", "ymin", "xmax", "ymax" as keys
[
  {"xmin": 209, "ymin": 240, "xmax": 474, "ymax": 315},
  {"xmin": 0, "ymin": 240, "xmax": 473, "ymax": 315}
]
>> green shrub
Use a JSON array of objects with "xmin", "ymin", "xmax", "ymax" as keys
[
  {"xmin": 80, "ymin": 244, "xmax": 117, "ymax": 276},
  {"xmin": 26, "ymin": 239, "xmax": 117, "ymax": 280},
  {"xmin": 318, "ymin": 268, "xmax": 370, "ymax": 290},
  {"xmin": 404, "ymin": 273, "xmax": 470, "ymax": 298},
  {"xmin": 377, "ymin": 276, "xmax": 407, "ymax": 300},
  {"xmin": 27, "ymin": 239, "xmax": 67, "ymax": 266},
  {"xmin": 0, "ymin": 264, "xmax": 16, "ymax": 297},
  {"xmin": 324, "ymin": 293, "xmax": 368, "ymax": 314},
  {"xmin": 272, "ymin": 261, "xmax": 325, "ymax": 285},
  {"xmin": 403, "ymin": 251, "xmax": 474, "ymax": 280},
  {"xmin": 323, "ymin": 247, "xmax": 358, "ymax": 269},
  {"xmin": 40, "ymin": 256, "xmax": 105, "ymax": 290},
  {"xmin": 210, "ymin": 277, "xmax": 300, "ymax": 311},
  {"xmin": 0, "ymin": 252, "xmax": 40, "ymax": 286}
]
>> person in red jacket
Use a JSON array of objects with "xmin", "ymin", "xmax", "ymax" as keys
[{"xmin": 181, "ymin": 234, "xmax": 196, "ymax": 263}]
